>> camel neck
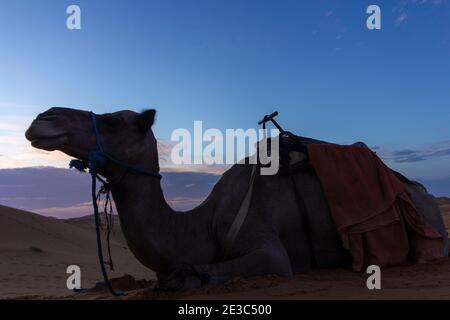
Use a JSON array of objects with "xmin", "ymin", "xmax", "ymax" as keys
[{"xmin": 109, "ymin": 172, "xmax": 216, "ymax": 274}]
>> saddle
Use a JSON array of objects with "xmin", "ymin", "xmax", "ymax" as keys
[
  {"xmin": 224, "ymin": 112, "xmax": 322, "ymax": 263},
  {"xmin": 224, "ymin": 111, "xmax": 396, "ymax": 266},
  {"xmin": 274, "ymin": 134, "xmax": 319, "ymax": 175}
]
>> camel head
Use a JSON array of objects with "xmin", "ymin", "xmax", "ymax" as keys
[{"xmin": 25, "ymin": 107, "xmax": 159, "ymax": 172}]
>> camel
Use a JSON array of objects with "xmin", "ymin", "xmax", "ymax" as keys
[{"xmin": 25, "ymin": 107, "xmax": 447, "ymax": 291}]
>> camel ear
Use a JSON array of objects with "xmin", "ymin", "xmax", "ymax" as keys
[{"xmin": 137, "ymin": 109, "xmax": 156, "ymax": 132}]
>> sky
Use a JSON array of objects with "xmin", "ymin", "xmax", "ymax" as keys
[{"xmin": 0, "ymin": 0, "xmax": 450, "ymax": 189}]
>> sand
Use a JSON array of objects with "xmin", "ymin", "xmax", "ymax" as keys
[
  {"xmin": 0, "ymin": 205, "xmax": 152, "ymax": 299},
  {"xmin": 1, "ymin": 197, "xmax": 450, "ymax": 300}
]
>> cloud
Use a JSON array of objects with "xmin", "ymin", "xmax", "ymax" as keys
[
  {"xmin": 157, "ymin": 139, "xmax": 231, "ymax": 175},
  {"xmin": 0, "ymin": 114, "xmax": 71, "ymax": 169},
  {"xmin": 32, "ymin": 202, "xmax": 94, "ymax": 219},
  {"xmin": 380, "ymin": 140, "xmax": 450, "ymax": 163},
  {"xmin": 166, "ymin": 197, "xmax": 208, "ymax": 211},
  {"xmin": 395, "ymin": 13, "xmax": 408, "ymax": 25},
  {"xmin": 416, "ymin": 0, "xmax": 448, "ymax": 5},
  {"xmin": 0, "ymin": 128, "xmax": 228, "ymax": 175},
  {"xmin": 0, "ymin": 115, "xmax": 33, "ymax": 130},
  {"xmin": 392, "ymin": 0, "xmax": 447, "ymax": 25}
]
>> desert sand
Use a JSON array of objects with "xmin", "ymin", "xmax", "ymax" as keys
[
  {"xmin": 0, "ymin": 205, "xmax": 152, "ymax": 299},
  {"xmin": 1, "ymin": 198, "xmax": 450, "ymax": 300}
]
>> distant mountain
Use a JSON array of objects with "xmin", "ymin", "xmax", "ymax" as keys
[
  {"xmin": 0, "ymin": 166, "xmax": 448, "ymax": 219},
  {"xmin": 0, "ymin": 167, "xmax": 220, "ymax": 218}
]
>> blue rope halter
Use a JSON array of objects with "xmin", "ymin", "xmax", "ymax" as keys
[
  {"xmin": 69, "ymin": 112, "xmax": 161, "ymax": 296},
  {"xmin": 70, "ymin": 112, "xmax": 162, "ymax": 179}
]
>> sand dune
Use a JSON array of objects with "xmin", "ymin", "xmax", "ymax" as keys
[
  {"xmin": 1, "ymin": 199, "xmax": 450, "ymax": 300},
  {"xmin": 0, "ymin": 205, "xmax": 152, "ymax": 299}
]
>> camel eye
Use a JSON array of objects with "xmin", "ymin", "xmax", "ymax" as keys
[{"xmin": 102, "ymin": 116, "xmax": 124, "ymax": 127}]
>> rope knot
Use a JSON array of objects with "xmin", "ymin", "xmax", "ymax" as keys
[
  {"xmin": 99, "ymin": 184, "xmax": 110, "ymax": 195},
  {"xmin": 69, "ymin": 159, "xmax": 88, "ymax": 172},
  {"xmin": 88, "ymin": 150, "xmax": 107, "ymax": 173}
]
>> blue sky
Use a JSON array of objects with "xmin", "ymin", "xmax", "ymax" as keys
[{"xmin": 0, "ymin": 0, "xmax": 449, "ymax": 181}]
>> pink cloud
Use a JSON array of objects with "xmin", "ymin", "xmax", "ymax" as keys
[{"xmin": 395, "ymin": 13, "xmax": 408, "ymax": 25}]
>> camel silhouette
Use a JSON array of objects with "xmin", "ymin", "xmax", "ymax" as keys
[{"xmin": 25, "ymin": 107, "xmax": 447, "ymax": 291}]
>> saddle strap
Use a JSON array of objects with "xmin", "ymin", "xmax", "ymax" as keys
[{"xmin": 222, "ymin": 164, "xmax": 258, "ymax": 260}]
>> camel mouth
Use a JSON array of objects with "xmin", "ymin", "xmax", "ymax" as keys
[
  {"xmin": 29, "ymin": 134, "xmax": 69, "ymax": 151},
  {"xmin": 25, "ymin": 118, "xmax": 69, "ymax": 151}
]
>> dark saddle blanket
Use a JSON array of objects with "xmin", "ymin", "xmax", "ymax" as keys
[
  {"xmin": 262, "ymin": 134, "xmax": 449, "ymax": 268},
  {"xmin": 270, "ymin": 133, "xmax": 368, "ymax": 175},
  {"xmin": 269, "ymin": 133, "xmax": 338, "ymax": 175}
]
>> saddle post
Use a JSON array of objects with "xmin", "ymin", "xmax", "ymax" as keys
[{"xmin": 258, "ymin": 111, "xmax": 286, "ymax": 135}]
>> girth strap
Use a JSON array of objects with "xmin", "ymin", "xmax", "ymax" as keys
[
  {"xmin": 221, "ymin": 162, "xmax": 318, "ymax": 270},
  {"xmin": 222, "ymin": 164, "xmax": 258, "ymax": 260}
]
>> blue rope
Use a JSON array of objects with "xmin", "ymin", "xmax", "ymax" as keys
[
  {"xmin": 70, "ymin": 113, "xmax": 162, "ymax": 180},
  {"xmin": 69, "ymin": 112, "xmax": 162, "ymax": 297},
  {"xmin": 91, "ymin": 171, "xmax": 123, "ymax": 297}
]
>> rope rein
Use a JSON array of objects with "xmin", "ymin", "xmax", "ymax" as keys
[{"xmin": 69, "ymin": 112, "xmax": 162, "ymax": 297}]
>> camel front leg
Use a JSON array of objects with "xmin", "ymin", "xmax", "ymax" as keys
[{"xmin": 160, "ymin": 242, "xmax": 293, "ymax": 291}]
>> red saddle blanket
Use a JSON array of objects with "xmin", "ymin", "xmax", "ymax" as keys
[{"xmin": 307, "ymin": 143, "xmax": 444, "ymax": 271}]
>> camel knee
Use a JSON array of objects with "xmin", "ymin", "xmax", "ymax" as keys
[{"xmin": 253, "ymin": 244, "xmax": 293, "ymax": 277}]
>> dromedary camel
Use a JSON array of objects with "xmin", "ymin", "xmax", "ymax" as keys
[{"xmin": 25, "ymin": 107, "xmax": 447, "ymax": 291}]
